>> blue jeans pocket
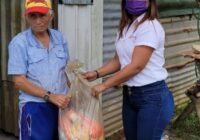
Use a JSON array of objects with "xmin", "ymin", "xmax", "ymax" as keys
[
  {"xmin": 144, "ymin": 92, "xmax": 162, "ymax": 107},
  {"xmin": 141, "ymin": 83, "xmax": 169, "ymax": 107}
]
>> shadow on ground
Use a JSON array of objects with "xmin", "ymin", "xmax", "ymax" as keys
[{"xmin": 0, "ymin": 130, "xmax": 18, "ymax": 140}]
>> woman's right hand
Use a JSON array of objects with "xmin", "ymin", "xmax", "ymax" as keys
[{"xmin": 82, "ymin": 71, "xmax": 98, "ymax": 81}]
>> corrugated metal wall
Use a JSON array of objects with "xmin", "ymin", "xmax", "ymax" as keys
[
  {"xmin": 103, "ymin": 0, "xmax": 199, "ymax": 136},
  {"xmin": 163, "ymin": 16, "xmax": 198, "ymax": 107},
  {"xmin": 103, "ymin": 1, "xmax": 123, "ymax": 136},
  {"xmin": 58, "ymin": 3, "xmax": 103, "ymax": 71}
]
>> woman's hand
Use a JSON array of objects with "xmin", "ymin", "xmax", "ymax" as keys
[
  {"xmin": 82, "ymin": 71, "xmax": 98, "ymax": 81},
  {"xmin": 91, "ymin": 83, "xmax": 108, "ymax": 97}
]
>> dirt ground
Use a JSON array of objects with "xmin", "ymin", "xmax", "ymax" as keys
[
  {"xmin": 0, "ymin": 131, "xmax": 17, "ymax": 140},
  {"xmin": 105, "ymin": 129, "xmax": 183, "ymax": 140},
  {"xmin": 105, "ymin": 130, "xmax": 125, "ymax": 140},
  {"xmin": 0, "ymin": 129, "xmax": 183, "ymax": 140}
]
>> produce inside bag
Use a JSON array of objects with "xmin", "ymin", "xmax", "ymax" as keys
[{"xmin": 59, "ymin": 61, "xmax": 104, "ymax": 140}]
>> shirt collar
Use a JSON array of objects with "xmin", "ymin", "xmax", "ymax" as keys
[
  {"xmin": 124, "ymin": 13, "xmax": 146, "ymax": 37},
  {"xmin": 27, "ymin": 28, "xmax": 60, "ymax": 48},
  {"xmin": 135, "ymin": 13, "xmax": 146, "ymax": 23},
  {"xmin": 27, "ymin": 28, "xmax": 38, "ymax": 47},
  {"xmin": 48, "ymin": 28, "xmax": 60, "ymax": 45}
]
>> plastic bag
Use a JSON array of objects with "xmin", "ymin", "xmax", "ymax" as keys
[{"xmin": 59, "ymin": 61, "xmax": 104, "ymax": 140}]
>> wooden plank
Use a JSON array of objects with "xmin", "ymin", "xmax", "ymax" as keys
[
  {"xmin": 0, "ymin": 0, "xmax": 21, "ymax": 135},
  {"xmin": 195, "ymin": 98, "xmax": 200, "ymax": 122},
  {"xmin": 2, "ymin": 82, "xmax": 14, "ymax": 133},
  {"xmin": 11, "ymin": 0, "xmax": 19, "ymax": 37},
  {"xmin": 0, "ymin": 86, "xmax": 1, "ymax": 129},
  {"xmin": 173, "ymin": 101, "xmax": 194, "ymax": 127},
  {"xmin": 2, "ymin": 82, "xmax": 19, "ymax": 135},
  {"xmin": 13, "ymin": 85, "xmax": 19, "ymax": 136},
  {"xmin": 0, "ymin": 0, "xmax": 2, "ymax": 130},
  {"xmin": 52, "ymin": 0, "xmax": 58, "ymax": 29},
  {"xmin": 20, "ymin": 0, "xmax": 27, "ymax": 31},
  {"xmin": 6, "ymin": 0, "xmax": 21, "ymax": 82},
  {"xmin": 1, "ymin": 83, "xmax": 6, "ymax": 131},
  {"xmin": 1, "ymin": 0, "xmax": 11, "ymax": 81}
]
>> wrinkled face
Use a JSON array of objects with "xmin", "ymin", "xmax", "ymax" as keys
[{"xmin": 26, "ymin": 12, "xmax": 53, "ymax": 33}]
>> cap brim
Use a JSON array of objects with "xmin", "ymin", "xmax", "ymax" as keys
[{"xmin": 25, "ymin": 7, "xmax": 49, "ymax": 14}]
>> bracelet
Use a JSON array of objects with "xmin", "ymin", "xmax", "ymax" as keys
[{"xmin": 94, "ymin": 70, "xmax": 100, "ymax": 78}]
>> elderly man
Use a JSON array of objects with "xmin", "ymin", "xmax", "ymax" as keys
[{"xmin": 8, "ymin": 0, "xmax": 71, "ymax": 139}]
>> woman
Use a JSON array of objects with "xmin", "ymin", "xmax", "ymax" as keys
[{"xmin": 83, "ymin": 0, "xmax": 174, "ymax": 140}]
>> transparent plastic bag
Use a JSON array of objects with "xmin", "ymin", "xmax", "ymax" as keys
[{"xmin": 59, "ymin": 61, "xmax": 104, "ymax": 140}]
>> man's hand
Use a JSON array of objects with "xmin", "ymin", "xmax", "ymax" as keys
[{"xmin": 48, "ymin": 94, "xmax": 71, "ymax": 109}]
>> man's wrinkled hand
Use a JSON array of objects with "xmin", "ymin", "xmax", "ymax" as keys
[{"xmin": 49, "ymin": 94, "xmax": 71, "ymax": 109}]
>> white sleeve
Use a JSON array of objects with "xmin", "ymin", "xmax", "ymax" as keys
[{"xmin": 134, "ymin": 20, "xmax": 163, "ymax": 49}]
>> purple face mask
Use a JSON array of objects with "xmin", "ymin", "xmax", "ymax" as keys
[{"xmin": 125, "ymin": 0, "xmax": 148, "ymax": 16}]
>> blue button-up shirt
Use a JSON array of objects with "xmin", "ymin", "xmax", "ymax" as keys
[{"xmin": 8, "ymin": 28, "xmax": 70, "ymax": 104}]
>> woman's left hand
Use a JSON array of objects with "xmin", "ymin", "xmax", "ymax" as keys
[{"xmin": 91, "ymin": 83, "xmax": 108, "ymax": 97}]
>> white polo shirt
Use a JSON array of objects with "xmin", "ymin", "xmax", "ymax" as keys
[{"xmin": 115, "ymin": 14, "xmax": 168, "ymax": 86}]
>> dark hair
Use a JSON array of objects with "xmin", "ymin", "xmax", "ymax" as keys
[{"xmin": 118, "ymin": 0, "xmax": 158, "ymax": 38}]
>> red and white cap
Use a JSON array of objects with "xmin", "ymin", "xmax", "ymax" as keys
[{"xmin": 25, "ymin": 0, "xmax": 52, "ymax": 14}]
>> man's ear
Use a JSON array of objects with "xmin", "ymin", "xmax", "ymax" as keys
[
  {"xmin": 49, "ymin": 10, "xmax": 55, "ymax": 20},
  {"xmin": 25, "ymin": 15, "xmax": 30, "ymax": 24}
]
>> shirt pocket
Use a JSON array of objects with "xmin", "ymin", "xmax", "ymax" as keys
[
  {"xmin": 56, "ymin": 51, "xmax": 66, "ymax": 58},
  {"xmin": 28, "ymin": 48, "xmax": 47, "ymax": 63},
  {"xmin": 55, "ymin": 48, "xmax": 67, "ymax": 69},
  {"xmin": 27, "ymin": 48, "xmax": 47, "ymax": 76}
]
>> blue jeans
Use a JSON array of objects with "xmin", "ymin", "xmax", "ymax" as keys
[{"xmin": 122, "ymin": 80, "xmax": 174, "ymax": 140}]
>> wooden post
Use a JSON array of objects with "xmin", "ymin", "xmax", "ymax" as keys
[
  {"xmin": 52, "ymin": 0, "xmax": 58, "ymax": 29},
  {"xmin": 173, "ymin": 101, "xmax": 195, "ymax": 127},
  {"xmin": 173, "ymin": 84, "xmax": 200, "ymax": 127},
  {"xmin": 195, "ymin": 98, "xmax": 200, "ymax": 122},
  {"xmin": 0, "ymin": 0, "xmax": 25, "ymax": 135},
  {"xmin": 1, "ymin": 82, "xmax": 19, "ymax": 136},
  {"xmin": 0, "ymin": 0, "xmax": 2, "ymax": 130}
]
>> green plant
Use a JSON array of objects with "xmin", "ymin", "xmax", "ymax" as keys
[{"xmin": 169, "ymin": 107, "xmax": 200, "ymax": 140}]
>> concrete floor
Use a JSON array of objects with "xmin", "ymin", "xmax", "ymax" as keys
[{"xmin": 0, "ymin": 131, "xmax": 17, "ymax": 140}]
